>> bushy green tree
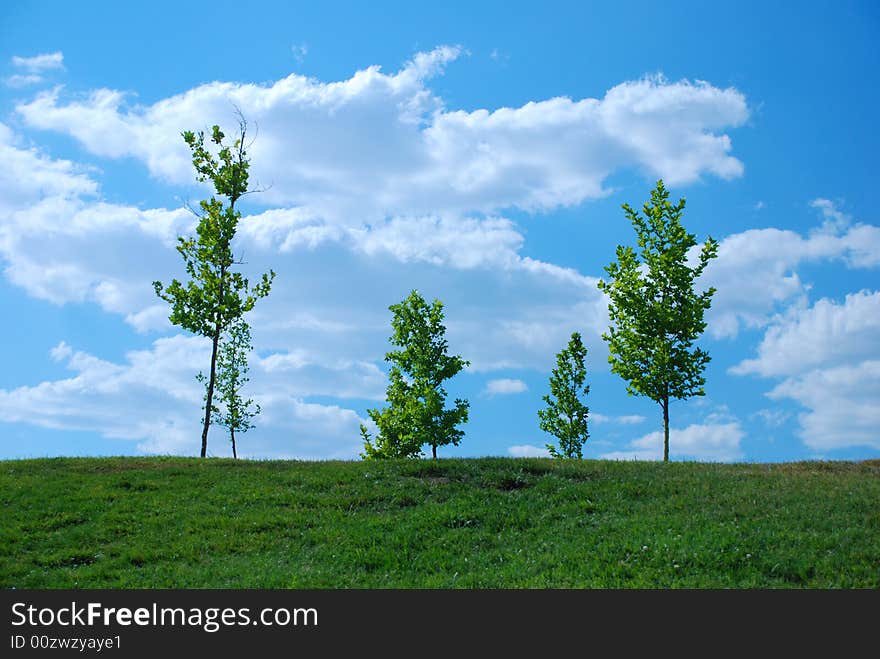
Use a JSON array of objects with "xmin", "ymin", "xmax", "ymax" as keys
[
  {"xmin": 597, "ymin": 180, "xmax": 718, "ymax": 462},
  {"xmin": 154, "ymin": 119, "xmax": 274, "ymax": 457},
  {"xmin": 361, "ymin": 290, "xmax": 470, "ymax": 460},
  {"xmin": 538, "ymin": 332, "xmax": 590, "ymax": 459}
]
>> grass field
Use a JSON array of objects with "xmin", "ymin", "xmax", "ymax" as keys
[{"xmin": 1, "ymin": 457, "xmax": 878, "ymax": 588}]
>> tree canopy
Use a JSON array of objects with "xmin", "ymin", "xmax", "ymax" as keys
[
  {"xmin": 362, "ymin": 290, "xmax": 470, "ymax": 460},
  {"xmin": 538, "ymin": 332, "xmax": 590, "ymax": 459},
  {"xmin": 597, "ymin": 180, "xmax": 718, "ymax": 461}
]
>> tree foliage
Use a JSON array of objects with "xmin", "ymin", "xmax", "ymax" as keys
[
  {"xmin": 153, "ymin": 119, "xmax": 274, "ymax": 457},
  {"xmin": 361, "ymin": 290, "xmax": 470, "ymax": 460},
  {"xmin": 597, "ymin": 180, "xmax": 718, "ymax": 461},
  {"xmin": 538, "ymin": 332, "xmax": 590, "ymax": 459},
  {"xmin": 212, "ymin": 319, "xmax": 260, "ymax": 459}
]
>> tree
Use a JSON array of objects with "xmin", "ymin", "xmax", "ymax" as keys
[
  {"xmin": 154, "ymin": 119, "xmax": 274, "ymax": 457},
  {"xmin": 207, "ymin": 319, "xmax": 261, "ymax": 459},
  {"xmin": 361, "ymin": 290, "xmax": 470, "ymax": 460},
  {"xmin": 597, "ymin": 180, "xmax": 718, "ymax": 462},
  {"xmin": 538, "ymin": 332, "xmax": 590, "ymax": 459}
]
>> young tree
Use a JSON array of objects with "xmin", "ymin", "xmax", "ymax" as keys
[
  {"xmin": 212, "ymin": 319, "xmax": 260, "ymax": 459},
  {"xmin": 597, "ymin": 180, "xmax": 718, "ymax": 462},
  {"xmin": 361, "ymin": 290, "xmax": 470, "ymax": 460},
  {"xmin": 538, "ymin": 332, "xmax": 590, "ymax": 459},
  {"xmin": 154, "ymin": 120, "xmax": 274, "ymax": 457}
]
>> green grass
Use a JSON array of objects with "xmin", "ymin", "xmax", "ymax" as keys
[{"xmin": 1, "ymin": 457, "xmax": 878, "ymax": 588}]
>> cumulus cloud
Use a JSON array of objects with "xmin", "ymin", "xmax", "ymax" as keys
[
  {"xmin": 0, "ymin": 124, "xmax": 176, "ymax": 319},
  {"xmin": 0, "ymin": 337, "xmax": 369, "ymax": 459},
  {"xmin": 0, "ymin": 194, "xmax": 192, "ymax": 318},
  {"xmin": 12, "ymin": 52, "xmax": 65, "ymax": 71},
  {"xmin": 17, "ymin": 53, "xmax": 747, "ymax": 218},
  {"xmin": 732, "ymin": 289, "xmax": 880, "ymax": 452},
  {"xmin": 290, "ymin": 43, "xmax": 308, "ymax": 64},
  {"xmin": 484, "ymin": 378, "xmax": 528, "ymax": 395},
  {"xmin": 0, "ymin": 119, "xmax": 608, "ymax": 373},
  {"xmin": 507, "ymin": 444, "xmax": 551, "ymax": 458},
  {"xmin": 5, "ymin": 74, "xmax": 44, "ymax": 88},
  {"xmin": 600, "ymin": 422, "xmax": 745, "ymax": 462},
  {"xmin": 0, "ymin": 336, "xmax": 207, "ymax": 450},
  {"xmin": 0, "ymin": 122, "xmax": 97, "ymax": 213},
  {"xmin": 767, "ymin": 361, "xmax": 880, "ymax": 451},
  {"xmin": 592, "ymin": 413, "xmax": 646, "ymax": 424},
  {"xmin": 731, "ymin": 290, "xmax": 880, "ymax": 377},
  {"xmin": 4, "ymin": 51, "xmax": 750, "ymax": 364},
  {"xmin": 701, "ymin": 202, "xmax": 880, "ymax": 338},
  {"xmin": 351, "ymin": 215, "xmax": 524, "ymax": 269},
  {"xmin": 6, "ymin": 52, "xmax": 64, "ymax": 87},
  {"xmin": 239, "ymin": 231, "xmax": 606, "ymax": 373},
  {"xmin": 810, "ymin": 198, "xmax": 848, "ymax": 230},
  {"xmin": 256, "ymin": 350, "xmax": 385, "ymax": 401},
  {"xmin": 749, "ymin": 408, "xmax": 791, "ymax": 428}
]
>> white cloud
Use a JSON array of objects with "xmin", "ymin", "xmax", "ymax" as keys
[
  {"xmin": 600, "ymin": 422, "xmax": 745, "ymax": 462},
  {"xmin": 256, "ymin": 351, "xmax": 386, "ymax": 401},
  {"xmin": 17, "ymin": 54, "xmax": 747, "ymax": 217},
  {"xmin": 290, "ymin": 43, "xmax": 308, "ymax": 64},
  {"xmin": 3, "ymin": 53, "xmax": 749, "ymax": 369},
  {"xmin": 731, "ymin": 290, "xmax": 880, "ymax": 377},
  {"xmin": 351, "ymin": 215, "xmax": 523, "ymax": 269},
  {"xmin": 12, "ymin": 52, "xmax": 65, "ymax": 71},
  {"xmin": 0, "ymin": 120, "xmax": 608, "ymax": 380},
  {"xmin": 810, "ymin": 198, "xmax": 848, "ymax": 229},
  {"xmin": 0, "ymin": 337, "xmax": 206, "ymax": 446},
  {"xmin": 732, "ymin": 288, "xmax": 880, "ymax": 452},
  {"xmin": 0, "ymin": 337, "xmax": 368, "ymax": 459},
  {"xmin": 5, "ymin": 52, "xmax": 64, "ymax": 88},
  {"xmin": 749, "ymin": 408, "xmax": 791, "ymax": 428},
  {"xmin": 702, "ymin": 205, "xmax": 880, "ymax": 338},
  {"xmin": 0, "ymin": 122, "xmax": 97, "ymax": 213},
  {"xmin": 245, "ymin": 236, "xmax": 606, "ymax": 373},
  {"xmin": 592, "ymin": 413, "xmax": 646, "ymax": 424},
  {"xmin": 0, "ymin": 195, "xmax": 192, "ymax": 318},
  {"xmin": 767, "ymin": 361, "xmax": 880, "ymax": 451},
  {"xmin": 484, "ymin": 378, "xmax": 528, "ymax": 395},
  {"xmin": 508, "ymin": 444, "xmax": 551, "ymax": 458},
  {"xmin": 730, "ymin": 291, "xmax": 880, "ymax": 451},
  {"xmin": 5, "ymin": 74, "xmax": 44, "ymax": 88},
  {"xmin": 808, "ymin": 199, "xmax": 880, "ymax": 268}
]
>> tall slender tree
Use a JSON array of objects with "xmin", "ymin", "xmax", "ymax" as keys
[
  {"xmin": 361, "ymin": 290, "xmax": 470, "ymax": 460},
  {"xmin": 212, "ymin": 319, "xmax": 260, "ymax": 459},
  {"xmin": 538, "ymin": 332, "xmax": 590, "ymax": 459},
  {"xmin": 597, "ymin": 180, "xmax": 718, "ymax": 462},
  {"xmin": 154, "ymin": 119, "xmax": 274, "ymax": 457}
]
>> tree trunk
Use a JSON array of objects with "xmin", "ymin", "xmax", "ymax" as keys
[
  {"xmin": 662, "ymin": 396, "xmax": 670, "ymax": 463},
  {"xmin": 231, "ymin": 428, "xmax": 237, "ymax": 460},
  {"xmin": 200, "ymin": 325, "xmax": 221, "ymax": 458},
  {"xmin": 432, "ymin": 445, "xmax": 437, "ymax": 460}
]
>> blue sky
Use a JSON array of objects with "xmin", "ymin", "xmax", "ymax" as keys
[{"xmin": 1, "ymin": 0, "xmax": 878, "ymax": 462}]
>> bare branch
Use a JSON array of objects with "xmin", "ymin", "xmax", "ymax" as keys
[
  {"xmin": 183, "ymin": 199, "xmax": 204, "ymax": 219},
  {"xmin": 245, "ymin": 117, "xmax": 259, "ymax": 150},
  {"xmin": 239, "ymin": 183, "xmax": 273, "ymax": 197}
]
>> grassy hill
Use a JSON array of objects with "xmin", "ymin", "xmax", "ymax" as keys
[{"xmin": 1, "ymin": 457, "xmax": 878, "ymax": 588}]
